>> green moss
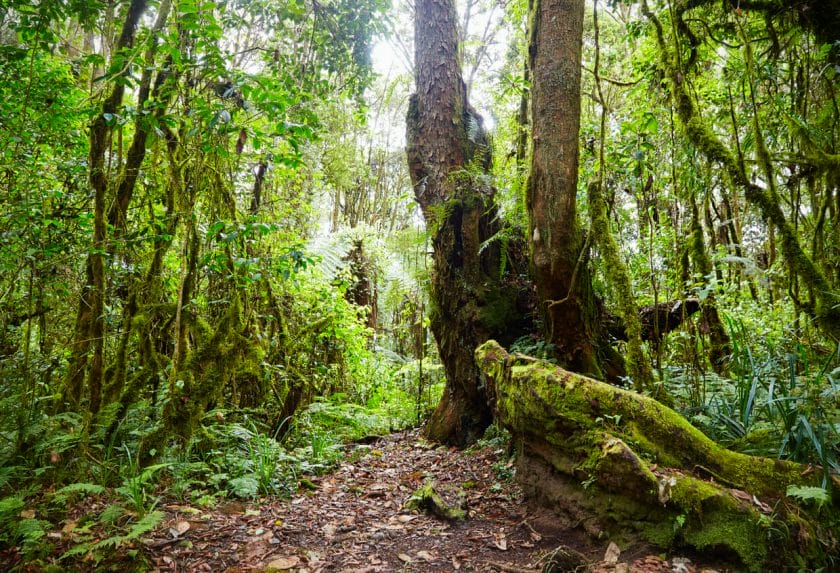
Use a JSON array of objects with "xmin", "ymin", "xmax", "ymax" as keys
[
  {"xmin": 476, "ymin": 340, "xmax": 839, "ymax": 569},
  {"xmin": 641, "ymin": 1, "xmax": 840, "ymax": 343},
  {"xmin": 405, "ymin": 483, "xmax": 466, "ymax": 521},
  {"xmin": 478, "ymin": 286, "xmax": 519, "ymax": 332},
  {"xmin": 626, "ymin": 423, "xmax": 681, "ymax": 467},
  {"xmin": 683, "ymin": 510, "xmax": 767, "ymax": 572},
  {"xmin": 478, "ymin": 340, "xmax": 827, "ymax": 500},
  {"xmin": 587, "ymin": 181, "xmax": 652, "ymax": 391},
  {"xmin": 669, "ymin": 476, "xmax": 722, "ymax": 511}
]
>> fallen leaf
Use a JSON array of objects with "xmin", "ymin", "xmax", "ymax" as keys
[
  {"xmin": 169, "ymin": 520, "xmax": 191, "ymax": 538},
  {"xmin": 751, "ymin": 495, "xmax": 772, "ymax": 513},
  {"xmin": 604, "ymin": 541, "xmax": 621, "ymax": 564},
  {"xmin": 493, "ymin": 531, "xmax": 508, "ymax": 551},
  {"xmin": 398, "ymin": 553, "xmax": 413, "ymax": 563},
  {"xmin": 61, "ymin": 521, "xmax": 77, "ymax": 534},
  {"xmin": 165, "ymin": 504, "xmax": 201, "ymax": 514},
  {"xmin": 265, "ymin": 556, "xmax": 300, "ymax": 570},
  {"xmin": 416, "ymin": 550, "xmax": 435, "ymax": 561},
  {"xmin": 671, "ymin": 556, "xmax": 693, "ymax": 573}
]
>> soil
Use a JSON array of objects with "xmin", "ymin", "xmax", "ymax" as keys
[{"xmin": 3, "ymin": 430, "xmax": 742, "ymax": 572}]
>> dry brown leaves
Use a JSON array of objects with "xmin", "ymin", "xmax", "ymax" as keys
[{"xmin": 2, "ymin": 430, "xmax": 738, "ymax": 572}]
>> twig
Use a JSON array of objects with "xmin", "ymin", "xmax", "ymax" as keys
[{"xmin": 489, "ymin": 562, "xmax": 538, "ymax": 573}]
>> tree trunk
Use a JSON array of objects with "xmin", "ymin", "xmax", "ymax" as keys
[
  {"xmin": 527, "ymin": 0, "xmax": 606, "ymax": 376},
  {"xmin": 61, "ymin": 0, "xmax": 149, "ymax": 414},
  {"xmin": 477, "ymin": 340, "xmax": 838, "ymax": 572},
  {"xmin": 690, "ymin": 199, "xmax": 731, "ymax": 372},
  {"xmin": 406, "ymin": 0, "xmax": 521, "ymax": 446}
]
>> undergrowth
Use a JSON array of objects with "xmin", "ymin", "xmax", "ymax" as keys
[
  {"xmin": 0, "ymin": 347, "xmax": 433, "ymax": 570},
  {"xmin": 668, "ymin": 315, "xmax": 840, "ymax": 487}
]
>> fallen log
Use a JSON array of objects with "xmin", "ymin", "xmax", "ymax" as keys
[
  {"xmin": 604, "ymin": 298, "xmax": 701, "ymax": 342},
  {"xmin": 475, "ymin": 340, "xmax": 838, "ymax": 572}
]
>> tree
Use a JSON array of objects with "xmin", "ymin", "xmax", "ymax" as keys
[
  {"xmin": 10, "ymin": 0, "xmax": 391, "ymax": 451},
  {"xmin": 640, "ymin": 0, "xmax": 840, "ymax": 341},
  {"xmin": 526, "ymin": 0, "xmax": 614, "ymax": 377},
  {"xmin": 406, "ymin": 0, "xmax": 526, "ymax": 446}
]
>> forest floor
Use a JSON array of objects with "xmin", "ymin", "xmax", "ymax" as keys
[{"xmin": 7, "ymin": 430, "xmax": 740, "ymax": 572}]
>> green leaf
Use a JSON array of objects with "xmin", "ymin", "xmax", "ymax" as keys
[{"xmin": 786, "ymin": 485, "xmax": 829, "ymax": 507}]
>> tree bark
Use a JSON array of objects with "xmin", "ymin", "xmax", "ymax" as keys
[
  {"xmin": 406, "ymin": 0, "xmax": 522, "ymax": 446},
  {"xmin": 527, "ymin": 0, "xmax": 605, "ymax": 376}
]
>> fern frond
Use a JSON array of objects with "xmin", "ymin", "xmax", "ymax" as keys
[
  {"xmin": 125, "ymin": 510, "xmax": 165, "ymax": 540},
  {"xmin": 52, "ymin": 482, "xmax": 106, "ymax": 505}
]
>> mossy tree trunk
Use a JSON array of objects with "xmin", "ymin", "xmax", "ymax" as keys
[
  {"xmin": 689, "ymin": 198, "xmax": 730, "ymax": 373},
  {"xmin": 61, "ymin": 0, "xmax": 149, "ymax": 416},
  {"xmin": 406, "ymin": 0, "xmax": 523, "ymax": 446},
  {"xmin": 587, "ymin": 2, "xmax": 653, "ymax": 392},
  {"xmin": 476, "ymin": 340, "xmax": 838, "ymax": 572}
]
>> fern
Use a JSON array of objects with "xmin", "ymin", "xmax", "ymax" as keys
[
  {"xmin": 478, "ymin": 226, "xmax": 513, "ymax": 279},
  {"xmin": 786, "ymin": 485, "xmax": 830, "ymax": 508},
  {"xmin": 125, "ymin": 510, "xmax": 165, "ymax": 541},
  {"xmin": 0, "ymin": 465, "xmax": 21, "ymax": 490},
  {"xmin": 52, "ymin": 482, "xmax": 106, "ymax": 505},
  {"xmin": 60, "ymin": 511, "xmax": 164, "ymax": 563},
  {"xmin": 0, "ymin": 495, "xmax": 25, "ymax": 544},
  {"xmin": 60, "ymin": 541, "xmax": 96, "ymax": 561},
  {"xmin": 17, "ymin": 518, "xmax": 49, "ymax": 557},
  {"xmin": 308, "ymin": 233, "xmax": 351, "ymax": 278},
  {"xmin": 425, "ymin": 200, "xmax": 456, "ymax": 238},
  {"xmin": 99, "ymin": 503, "xmax": 126, "ymax": 526}
]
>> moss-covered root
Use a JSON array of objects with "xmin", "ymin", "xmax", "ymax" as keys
[
  {"xmin": 476, "ymin": 340, "xmax": 832, "ymax": 498},
  {"xmin": 476, "ymin": 340, "xmax": 838, "ymax": 571},
  {"xmin": 404, "ymin": 482, "xmax": 466, "ymax": 521}
]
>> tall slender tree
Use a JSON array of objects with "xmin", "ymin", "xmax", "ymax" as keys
[{"xmin": 526, "ymin": 0, "xmax": 612, "ymax": 376}]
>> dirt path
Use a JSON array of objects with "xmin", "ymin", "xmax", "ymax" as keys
[{"xmin": 141, "ymin": 430, "xmax": 729, "ymax": 573}]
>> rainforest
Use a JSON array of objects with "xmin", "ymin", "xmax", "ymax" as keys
[{"xmin": 0, "ymin": 0, "xmax": 838, "ymax": 570}]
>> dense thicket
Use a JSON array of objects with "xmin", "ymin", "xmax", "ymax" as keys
[{"xmin": 0, "ymin": 0, "xmax": 402, "ymax": 469}]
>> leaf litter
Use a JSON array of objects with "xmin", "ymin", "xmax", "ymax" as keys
[{"xmin": 7, "ymin": 429, "xmax": 737, "ymax": 572}]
